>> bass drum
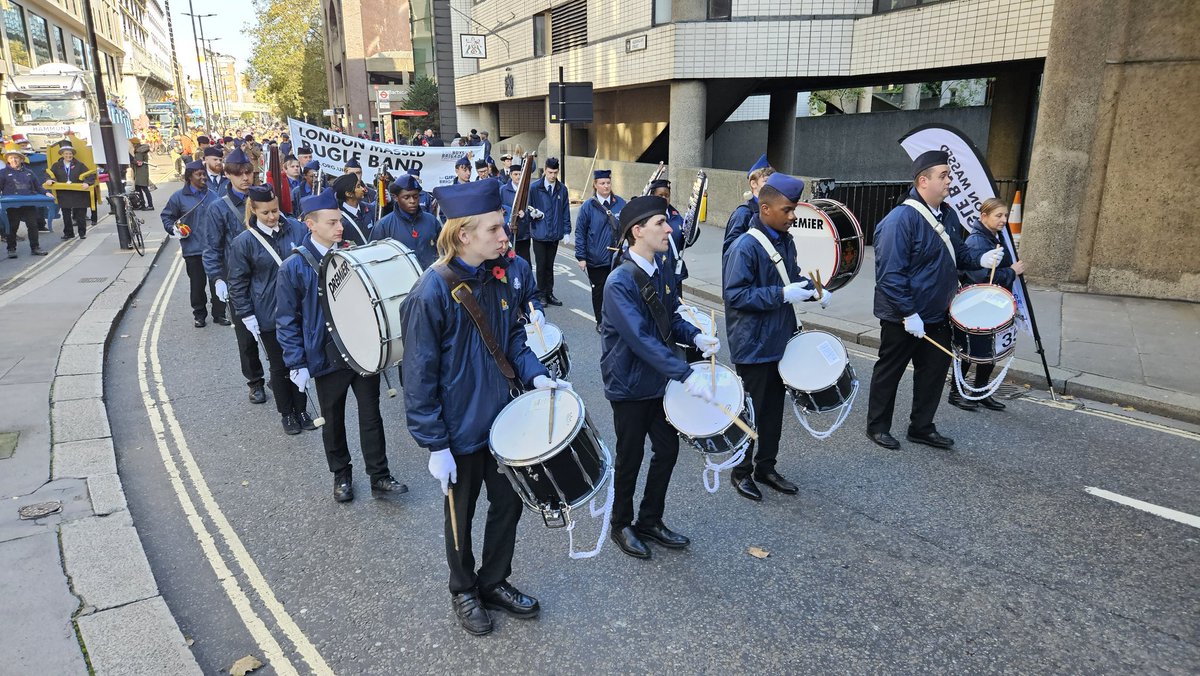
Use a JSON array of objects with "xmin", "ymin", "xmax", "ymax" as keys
[
  {"xmin": 319, "ymin": 239, "xmax": 423, "ymax": 375},
  {"xmin": 789, "ymin": 198, "xmax": 864, "ymax": 292}
]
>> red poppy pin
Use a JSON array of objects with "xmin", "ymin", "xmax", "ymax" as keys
[
  {"xmin": 491, "ymin": 265, "xmax": 507, "ymax": 283},
  {"xmin": 411, "ymin": 228, "xmax": 418, "ymax": 239}
]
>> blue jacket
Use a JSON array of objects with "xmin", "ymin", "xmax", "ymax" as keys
[
  {"xmin": 499, "ymin": 181, "xmax": 534, "ymax": 242},
  {"xmin": 722, "ymin": 217, "xmax": 812, "ymax": 365},
  {"xmin": 370, "ymin": 205, "xmax": 441, "ymax": 269},
  {"xmin": 419, "ymin": 190, "xmax": 434, "ymax": 215},
  {"xmin": 873, "ymin": 188, "xmax": 981, "ymax": 324},
  {"xmin": 574, "ymin": 194, "xmax": 625, "ymax": 268},
  {"xmin": 527, "ymin": 178, "xmax": 571, "ymax": 241},
  {"xmin": 600, "ymin": 256, "xmax": 699, "ymax": 401},
  {"xmin": 290, "ymin": 180, "xmax": 317, "ymax": 217},
  {"xmin": 275, "ymin": 235, "xmax": 341, "ymax": 378},
  {"xmin": 339, "ymin": 202, "xmax": 376, "ymax": 245},
  {"xmin": 227, "ymin": 218, "xmax": 309, "ymax": 326},
  {"xmin": 665, "ymin": 203, "xmax": 689, "ymax": 282},
  {"xmin": 160, "ymin": 184, "xmax": 215, "ymax": 257},
  {"xmin": 963, "ymin": 218, "xmax": 1016, "ymax": 289},
  {"xmin": 0, "ymin": 165, "xmax": 45, "ymax": 196},
  {"xmin": 399, "ymin": 256, "xmax": 549, "ymax": 455},
  {"xmin": 201, "ymin": 184, "xmax": 248, "ymax": 280},
  {"xmin": 722, "ymin": 196, "xmax": 758, "ymax": 254}
]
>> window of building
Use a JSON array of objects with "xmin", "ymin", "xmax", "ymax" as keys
[
  {"xmin": 4, "ymin": 2, "xmax": 31, "ymax": 68},
  {"xmin": 653, "ymin": 0, "xmax": 672, "ymax": 25},
  {"xmin": 53, "ymin": 25, "xmax": 66, "ymax": 62},
  {"xmin": 873, "ymin": 0, "xmax": 949, "ymax": 11},
  {"xmin": 533, "ymin": 13, "xmax": 547, "ymax": 57},
  {"xmin": 72, "ymin": 34, "xmax": 87, "ymax": 69},
  {"xmin": 708, "ymin": 0, "xmax": 731, "ymax": 20},
  {"xmin": 28, "ymin": 12, "xmax": 51, "ymax": 65},
  {"xmin": 550, "ymin": 0, "xmax": 586, "ymax": 54}
]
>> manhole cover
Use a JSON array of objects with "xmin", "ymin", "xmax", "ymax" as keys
[
  {"xmin": 18, "ymin": 501, "xmax": 62, "ymax": 519},
  {"xmin": 78, "ymin": 277, "xmax": 106, "ymax": 283},
  {"xmin": 0, "ymin": 431, "xmax": 17, "ymax": 459}
]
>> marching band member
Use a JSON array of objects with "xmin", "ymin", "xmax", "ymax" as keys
[
  {"xmin": 499, "ymin": 160, "xmax": 538, "ymax": 263},
  {"xmin": 474, "ymin": 158, "xmax": 492, "ymax": 180},
  {"xmin": 722, "ymin": 173, "xmax": 831, "ymax": 501},
  {"xmin": 574, "ymin": 169, "xmax": 625, "ymax": 324},
  {"xmin": 343, "ymin": 159, "xmax": 378, "ymax": 203},
  {"xmin": 498, "ymin": 154, "xmax": 513, "ymax": 187},
  {"xmin": 202, "ymin": 146, "xmax": 225, "ymax": 196},
  {"xmin": 406, "ymin": 168, "xmax": 435, "ymax": 215},
  {"xmin": 528, "ymin": 157, "xmax": 570, "ymax": 306},
  {"xmin": 295, "ymin": 146, "xmax": 314, "ymax": 168},
  {"xmin": 399, "ymin": 180, "xmax": 560, "ymax": 636},
  {"xmin": 161, "ymin": 160, "xmax": 222, "ymax": 327},
  {"xmin": 227, "ymin": 185, "xmax": 313, "ymax": 435},
  {"xmin": 283, "ymin": 155, "xmax": 302, "ymax": 197},
  {"xmin": 866, "ymin": 150, "xmax": 1002, "ymax": 450},
  {"xmin": 370, "ymin": 174, "xmax": 441, "ymax": 269},
  {"xmin": 275, "ymin": 188, "xmax": 407, "ymax": 502},
  {"xmin": 291, "ymin": 160, "xmax": 321, "ymax": 217},
  {"xmin": 201, "ymin": 145, "xmax": 266, "ymax": 400},
  {"xmin": 453, "ymin": 156, "xmax": 472, "ymax": 184},
  {"xmin": 601, "ymin": 196, "xmax": 720, "ymax": 559},
  {"xmin": 722, "ymin": 153, "xmax": 774, "ymax": 254},
  {"xmin": 331, "ymin": 172, "xmax": 374, "ymax": 245}
]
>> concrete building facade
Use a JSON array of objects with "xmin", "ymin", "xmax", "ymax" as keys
[
  {"xmin": 322, "ymin": 0, "xmax": 415, "ymax": 137},
  {"xmin": 117, "ymin": 0, "xmax": 174, "ymax": 124}
]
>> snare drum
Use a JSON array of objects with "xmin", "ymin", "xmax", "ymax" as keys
[
  {"xmin": 676, "ymin": 305, "xmax": 715, "ymax": 337},
  {"xmin": 778, "ymin": 331, "xmax": 857, "ymax": 413},
  {"xmin": 489, "ymin": 389, "xmax": 611, "ymax": 529},
  {"xmin": 789, "ymin": 198, "xmax": 864, "ymax": 291},
  {"xmin": 663, "ymin": 361, "xmax": 755, "ymax": 457},
  {"xmin": 319, "ymin": 239, "xmax": 423, "ymax": 375},
  {"xmin": 949, "ymin": 284, "xmax": 1018, "ymax": 364},
  {"xmin": 524, "ymin": 321, "xmax": 571, "ymax": 379}
]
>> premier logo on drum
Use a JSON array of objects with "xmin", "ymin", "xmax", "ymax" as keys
[
  {"xmin": 793, "ymin": 216, "xmax": 825, "ymax": 230},
  {"xmin": 328, "ymin": 258, "xmax": 352, "ymax": 300}
]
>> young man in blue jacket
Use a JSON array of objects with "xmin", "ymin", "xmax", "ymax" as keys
[
  {"xmin": 161, "ymin": 160, "xmax": 222, "ymax": 326},
  {"xmin": 331, "ymin": 172, "xmax": 374, "ymax": 245},
  {"xmin": 370, "ymin": 174, "xmax": 441, "ymax": 269},
  {"xmin": 722, "ymin": 173, "xmax": 832, "ymax": 502},
  {"xmin": 527, "ymin": 157, "xmax": 570, "ymax": 306},
  {"xmin": 275, "ymin": 188, "xmax": 406, "ymax": 502},
  {"xmin": 399, "ymin": 179, "xmax": 564, "ymax": 636},
  {"xmin": 499, "ymin": 160, "xmax": 539, "ymax": 263},
  {"xmin": 601, "ymin": 196, "xmax": 721, "ymax": 559},
  {"xmin": 573, "ymin": 169, "xmax": 625, "ymax": 323},
  {"xmin": 722, "ymin": 153, "xmax": 773, "ymax": 255}
]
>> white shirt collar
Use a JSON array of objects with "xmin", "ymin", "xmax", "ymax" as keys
[
  {"xmin": 311, "ymin": 239, "xmax": 330, "ymax": 257},
  {"xmin": 340, "ymin": 203, "xmax": 358, "ymax": 220},
  {"xmin": 627, "ymin": 249, "xmax": 657, "ymax": 277},
  {"xmin": 255, "ymin": 222, "xmax": 278, "ymax": 236}
]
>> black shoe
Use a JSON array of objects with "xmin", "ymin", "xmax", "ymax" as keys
[
  {"xmin": 60, "ymin": 234, "xmax": 75, "ymax": 240},
  {"xmin": 6, "ymin": 251, "xmax": 16, "ymax": 259},
  {"xmin": 80, "ymin": 233, "xmax": 87, "ymax": 240},
  {"xmin": 370, "ymin": 475, "xmax": 409, "ymax": 494},
  {"xmin": 610, "ymin": 526, "xmax": 651, "ymax": 559},
  {"xmin": 634, "ymin": 520, "xmax": 690, "ymax": 549},
  {"xmin": 866, "ymin": 431, "xmax": 900, "ymax": 449},
  {"xmin": 480, "ymin": 582, "xmax": 540, "ymax": 618},
  {"xmin": 947, "ymin": 390, "xmax": 979, "ymax": 411},
  {"xmin": 298, "ymin": 411, "xmax": 317, "ymax": 430},
  {"xmin": 755, "ymin": 469, "xmax": 798, "ymax": 495},
  {"xmin": 906, "ymin": 430, "xmax": 955, "ymax": 449},
  {"xmin": 978, "ymin": 396, "xmax": 1007, "ymax": 411},
  {"xmin": 30, "ymin": 249, "xmax": 48, "ymax": 256},
  {"xmin": 213, "ymin": 316, "xmax": 232, "ymax": 326},
  {"xmin": 281, "ymin": 413, "xmax": 301, "ymax": 435},
  {"xmin": 451, "ymin": 590, "xmax": 493, "ymax": 636},
  {"xmin": 733, "ymin": 475, "xmax": 763, "ymax": 501},
  {"xmin": 249, "ymin": 385, "xmax": 267, "ymax": 404},
  {"xmin": 545, "ymin": 294, "xmax": 563, "ymax": 307},
  {"xmin": 333, "ymin": 475, "xmax": 354, "ymax": 502}
]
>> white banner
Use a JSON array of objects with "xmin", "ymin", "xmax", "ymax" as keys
[
  {"xmin": 287, "ymin": 118, "xmax": 484, "ymax": 188},
  {"xmin": 898, "ymin": 124, "xmax": 1033, "ymax": 337}
]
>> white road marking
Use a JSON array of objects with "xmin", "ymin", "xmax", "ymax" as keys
[
  {"xmin": 1084, "ymin": 487, "xmax": 1200, "ymax": 530},
  {"xmin": 138, "ymin": 253, "xmax": 331, "ymax": 675},
  {"xmin": 569, "ymin": 279, "xmax": 591, "ymax": 292},
  {"xmin": 571, "ymin": 308, "xmax": 596, "ymax": 322}
]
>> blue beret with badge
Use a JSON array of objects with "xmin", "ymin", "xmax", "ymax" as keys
[
  {"xmin": 593, "ymin": 169, "xmax": 611, "ymax": 180},
  {"xmin": 301, "ymin": 188, "xmax": 339, "ymax": 216},
  {"xmin": 432, "ymin": 179, "xmax": 502, "ymax": 219},
  {"xmin": 763, "ymin": 173, "xmax": 805, "ymax": 202}
]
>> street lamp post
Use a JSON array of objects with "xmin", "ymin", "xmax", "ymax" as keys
[
  {"xmin": 80, "ymin": 0, "xmax": 129, "ymax": 247},
  {"xmin": 183, "ymin": 6, "xmax": 214, "ymax": 130},
  {"xmin": 205, "ymin": 39, "xmax": 227, "ymax": 124},
  {"xmin": 161, "ymin": 0, "xmax": 189, "ymax": 131}
]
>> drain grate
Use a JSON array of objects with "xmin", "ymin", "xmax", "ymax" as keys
[{"xmin": 78, "ymin": 277, "xmax": 106, "ymax": 283}]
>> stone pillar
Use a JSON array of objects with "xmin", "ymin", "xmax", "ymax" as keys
[
  {"xmin": 985, "ymin": 71, "xmax": 1037, "ymax": 180},
  {"xmin": 477, "ymin": 104, "xmax": 499, "ymax": 142},
  {"xmin": 858, "ymin": 86, "xmax": 873, "ymax": 113},
  {"xmin": 902, "ymin": 83, "xmax": 921, "ymax": 110},
  {"xmin": 669, "ymin": 80, "xmax": 706, "ymax": 169},
  {"xmin": 767, "ymin": 90, "xmax": 796, "ymax": 174}
]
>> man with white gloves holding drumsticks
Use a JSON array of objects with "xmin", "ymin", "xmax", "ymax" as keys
[
  {"xmin": 601, "ymin": 195, "xmax": 719, "ymax": 560},
  {"xmin": 866, "ymin": 150, "xmax": 1001, "ymax": 451}
]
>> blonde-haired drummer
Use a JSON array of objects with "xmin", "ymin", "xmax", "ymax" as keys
[{"xmin": 399, "ymin": 179, "xmax": 565, "ymax": 637}]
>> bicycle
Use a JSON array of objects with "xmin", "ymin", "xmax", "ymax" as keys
[{"xmin": 116, "ymin": 191, "xmax": 146, "ymax": 256}]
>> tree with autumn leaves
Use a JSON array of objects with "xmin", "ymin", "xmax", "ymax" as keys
[{"xmin": 247, "ymin": 0, "xmax": 328, "ymax": 121}]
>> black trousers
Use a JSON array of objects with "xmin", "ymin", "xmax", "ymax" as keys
[
  {"xmin": 61, "ymin": 207, "xmax": 87, "ymax": 237},
  {"xmin": 5, "ymin": 207, "xmax": 40, "ymax": 251},
  {"xmin": 444, "ymin": 448, "xmax": 522, "ymax": 594},
  {"xmin": 610, "ymin": 398, "xmax": 680, "ymax": 528},
  {"xmin": 585, "ymin": 264, "xmax": 610, "ymax": 321},
  {"xmin": 228, "ymin": 306, "xmax": 265, "ymax": 387},
  {"xmin": 313, "ymin": 368, "xmax": 388, "ymax": 480},
  {"xmin": 258, "ymin": 330, "xmax": 307, "ymax": 415},
  {"xmin": 867, "ymin": 320, "xmax": 952, "ymax": 436},
  {"xmin": 514, "ymin": 239, "xmax": 531, "ymax": 266},
  {"xmin": 532, "ymin": 239, "xmax": 557, "ymax": 298},
  {"xmin": 735, "ymin": 362, "xmax": 785, "ymax": 479},
  {"xmin": 134, "ymin": 184, "xmax": 153, "ymax": 209},
  {"xmin": 184, "ymin": 256, "xmax": 225, "ymax": 320}
]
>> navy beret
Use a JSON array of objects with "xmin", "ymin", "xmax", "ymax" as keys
[
  {"xmin": 432, "ymin": 180, "xmax": 502, "ymax": 219},
  {"xmin": 197, "ymin": 135, "xmax": 211, "ymax": 144},
  {"xmin": 301, "ymin": 188, "xmax": 339, "ymax": 215},
  {"xmin": 345, "ymin": 159, "xmax": 361, "ymax": 169},
  {"xmin": 247, "ymin": 185, "xmax": 275, "ymax": 202},
  {"xmin": 764, "ymin": 173, "xmax": 805, "ymax": 202},
  {"xmin": 619, "ymin": 195, "xmax": 668, "ymax": 237},
  {"xmin": 225, "ymin": 147, "xmax": 250, "ymax": 165},
  {"xmin": 389, "ymin": 175, "xmax": 421, "ymax": 192},
  {"xmin": 184, "ymin": 160, "xmax": 204, "ymax": 173},
  {"xmin": 544, "ymin": 157, "xmax": 560, "ymax": 169},
  {"xmin": 455, "ymin": 156, "xmax": 471, "ymax": 168},
  {"xmin": 203, "ymin": 146, "xmax": 223, "ymax": 158},
  {"xmin": 747, "ymin": 153, "xmax": 770, "ymax": 177},
  {"xmin": 297, "ymin": 146, "xmax": 313, "ymax": 155},
  {"xmin": 475, "ymin": 158, "xmax": 488, "ymax": 169},
  {"xmin": 594, "ymin": 169, "xmax": 611, "ymax": 180},
  {"xmin": 648, "ymin": 179, "xmax": 670, "ymax": 191},
  {"xmin": 912, "ymin": 150, "xmax": 950, "ymax": 180},
  {"xmin": 408, "ymin": 168, "xmax": 420, "ymax": 177},
  {"xmin": 303, "ymin": 160, "xmax": 320, "ymax": 172}
]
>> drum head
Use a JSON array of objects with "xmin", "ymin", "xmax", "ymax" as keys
[
  {"xmin": 789, "ymin": 203, "xmax": 839, "ymax": 286},
  {"xmin": 524, "ymin": 322, "xmax": 563, "ymax": 360},
  {"xmin": 490, "ymin": 388, "xmax": 585, "ymax": 465},
  {"xmin": 322, "ymin": 241, "xmax": 423, "ymax": 372},
  {"xmin": 676, "ymin": 306, "xmax": 714, "ymax": 336},
  {"xmin": 663, "ymin": 361, "xmax": 745, "ymax": 437},
  {"xmin": 950, "ymin": 285, "xmax": 1016, "ymax": 332},
  {"xmin": 779, "ymin": 331, "xmax": 849, "ymax": 391}
]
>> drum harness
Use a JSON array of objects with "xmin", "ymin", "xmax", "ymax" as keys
[
  {"xmin": 433, "ymin": 263, "xmax": 614, "ymax": 560},
  {"xmin": 746, "ymin": 227, "xmax": 859, "ymax": 440}
]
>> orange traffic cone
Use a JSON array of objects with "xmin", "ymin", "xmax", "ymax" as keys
[{"xmin": 1009, "ymin": 190, "xmax": 1023, "ymax": 240}]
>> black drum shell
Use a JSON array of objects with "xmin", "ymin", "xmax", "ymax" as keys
[
  {"xmin": 808, "ymin": 198, "xmax": 864, "ymax": 292},
  {"xmin": 951, "ymin": 324, "xmax": 1017, "ymax": 365},
  {"xmin": 786, "ymin": 363, "xmax": 857, "ymax": 413},
  {"xmin": 498, "ymin": 417, "xmax": 605, "ymax": 512}
]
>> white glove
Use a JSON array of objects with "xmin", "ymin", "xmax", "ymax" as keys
[
  {"xmin": 241, "ymin": 315, "xmax": 260, "ymax": 337},
  {"xmin": 428, "ymin": 449, "xmax": 457, "ymax": 496},
  {"xmin": 528, "ymin": 308, "xmax": 545, "ymax": 329},
  {"xmin": 818, "ymin": 288, "xmax": 834, "ymax": 309},
  {"xmin": 903, "ymin": 313, "xmax": 926, "ymax": 339},
  {"xmin": 214, "ymin": 279, "xmax": 229, "ymax": 302},
  {"xmin": 532, "ymin": 374, "xmax": 558, "ymax": 390},
  {"xmin": 289, "ymin": 367, "xmax": 310, "ymax": 392},
  {"xmin": 782, "ymin": 282, "xmax": 816, "ymax": 304},
  {"xmin": 979, "ymin": 248, "xmax": 1004, "ymax": 269},
  {"xmin": 526, "ymin": 206, "xmax": 544, "ymax": 220},
  {"xmin": 171, "ymin": 225, "xmax": 181, "ymax": 237},
  {"xmin": 563, "ymin": 233, "xmax": 572, "ymax": 245},
  {"xmin": 693, "ymin": 333, "xmax": 721, "ymax": 358},
  {"xmin": 682, "ymin": 368, "xmax": 715, "ymax": 402},
  {"xmin": 554, "ymin": 378, "xmax": 573, "ymax": 391}
]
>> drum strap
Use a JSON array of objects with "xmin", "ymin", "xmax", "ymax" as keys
[
  {"xmin": 745, "ymin": 227, "xmax": 792, "ymax": 285},
  {"xmin": 432, "ymin": 264, "xmax": 519, "ymax": 386},
  {"xmin": 622, "ymin": 261, "xmax": 671, "ymax": 344},
  {"xmin": 295, "ymin": 246, "xmax": 321, "ymax": 273},
  {"xmin": 221, "ymin": 194, "xmax": 242, "ymax": 222},
  {"xmin": 247, "ymin": 227, "xmax": 284, "ymax": 267},
  {"xmin": 341, "ymin": 211, "xmax": 368, "ymax": 245},
  {"xmin": 903, "ymin": 199, "xmax": 956, "ymax": 265}
]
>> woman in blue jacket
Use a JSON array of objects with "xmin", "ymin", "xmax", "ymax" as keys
[
  {"xmin": 227, "ymin": 185, "xmax": 312, "ymax": 434},
  {"xmin": 573, "ymin": 169, "xmax": 625, "ymax": 322},
  {"xmin": 161, "ymin": 161, "xmax": 222, "ymax": 327}
]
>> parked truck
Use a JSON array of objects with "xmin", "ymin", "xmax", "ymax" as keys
[{"xmin": 4, "ymin": 63, "xmax": 98, "ymax": 150}]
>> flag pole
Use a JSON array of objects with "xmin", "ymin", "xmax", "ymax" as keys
[{"xmin": 1004, "ymin": 221, "xmax": 1056, "ymax": 399}]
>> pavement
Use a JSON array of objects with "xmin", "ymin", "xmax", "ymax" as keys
[{"xmin": 0, "ymin": 172, "xmax": 201, "ymax": 674}]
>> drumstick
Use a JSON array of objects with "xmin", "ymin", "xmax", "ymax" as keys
[
  {"xmin": 987, "ymin": 244, "xmax": 1002, "ymax": 285},
  {"xmin": 447, "ymin": 485, "xmax": 460, "ymax": 552},
  {"xmin": 809, "ymin": 270, "xmax": 824, "ymax": 300},
  {"xmin": 923, "ymin": 334, "xmax": 958, "ymax": 360},
  {"xmin": 528, "ymin": 301, "xmax": 547, "ymax": 351},
  {"xmin": 302, "ymin": 380, "xmax": 326, "ymax": 427},
  {"xmin": 547, "ymin": 388, "xmax": 556, "ymax": 443},
  {"xmin": 709, "ymin": 309, "xmax": 718, "ymax": 393},
  {"xmin": 711, "ymin": 400, "xmax": 759, "ymax": 441}
]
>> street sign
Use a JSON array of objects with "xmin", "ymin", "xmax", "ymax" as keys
[
  {"xmin": 549, "ymin": 82, "xmax": 593, "ymax": 123},
  {"xmin": 460, "ymin": 34, "xmax": 486, "ymax": 59},
  {"xmin": 323, "ymin": 108, "xmax": 334, "ymax": 116}
]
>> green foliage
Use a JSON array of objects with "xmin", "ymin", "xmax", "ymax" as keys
[
  {"xmin": 247, "ymin": 0, "xmax": 328, "ymax": 121},
  {"xmin": 240, "ymin": 111, "xmax": 256, "ymax": 122},
  {"xmin": 401, "ymin": 76, "xmax": 440, "ymax": 131}
]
